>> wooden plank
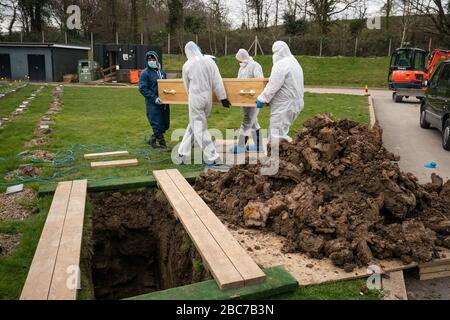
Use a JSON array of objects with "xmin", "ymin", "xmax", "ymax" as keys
[
  {"xmin": 382, "ymin": 271, "xmax": 408, "ymax": 300},
  {"xmin": 418, "ymin": 257, "xmax": 450, "ymax": 268},
  {"xmin": 20, "ymin": 181, "xmax": 73, "ymax": 300},
  {"xmin": 84, "ymin": 151, "xmax": 129, "ymax": 160},
  {"xmin": 38, "ymin": 172, "xmax": 201, "ymax": 196},
  {"xmin": 153, "ymin": 170, "xmax": 244, "ymax": 290},
  {"xmin": 420, "ymin": 264, "xmax": 450, "ymax": 274},
  {"xmin": 166, "ymin": 169, "xmax": 266, "ymax": 286},
  {"xmin": 48, "ymin": 180, "xmax": 87, "ymax": 300},
  {"xmin": 91, "ymin": 159, "xmax": 138, "ymax": 168},
  {"xmin": 420, "ymin": 270, "xmax": 450, "ymax": 281},
  {"xmin": 228, "ymin": 230, "xmax": 450, "ymax": 287}
]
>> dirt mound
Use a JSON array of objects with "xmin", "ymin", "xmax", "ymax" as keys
[
  {"xmin": 4, "ymin": 165, "xmax": 43, "ymax": 180},
  {"xmin": 34, "ymin": 127, "xmax": 52, "ymax": 136},
  {"xmin": 25, "ymin": 137, "xmax": 50, "ymax": 148},
  {"xmin": 0, "ymin": 233, "xmax": 22, "ymax": 257},
  {"xmin": 0, "ymin": 189, "xmax": 38, "ymax": 222},
  {"xmin": 196, "ymin": 114, "xmax": 450, "ymax": 271},
  {"xmin": 30, "ymin": 150, "xmax": 54, "ymax": 162}
]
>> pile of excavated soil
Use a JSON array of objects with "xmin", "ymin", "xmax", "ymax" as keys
[
  {"xmin": 4, "ymin": 165, "xmax": 43, "ymax": 180},
  {"xmin": 0, "ymin": 233, "xmax": 22, "ymax": 257},
  {"xmin": 30, "ymin": 150, "xmax": 54, "ymax": 162},
  {"xmin": 90, "ymin": 190, "xmax": 209, "ymax": 300},
  {"xmin": 25, "ymin": 137, "xmax": 50, "ymax": 148},
  {"xmin": 34, "ymin": 127, "xmax": 52, "ymax": 136},
  {"xmin": 0, "ymin": 190, "xmax": 38, "ymax": 222},
  {"xmin": 196, "ymin": 114, "xmax": 450, "ymax": 272}
]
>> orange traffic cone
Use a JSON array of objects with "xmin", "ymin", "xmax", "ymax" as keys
[{"xmin": 364, "ymin": 85, "xmax": 370, "ymax": 96}]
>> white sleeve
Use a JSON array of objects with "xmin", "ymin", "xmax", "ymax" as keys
[
  {"xmin": 182, "ymin": 63, "xmax": 190, "ymax": 92},
  {"xmin": 237, "ymin": 67, "xmax": 245, "ymax": 79},
  {"xmin": 253, "ymin": 63, "xmax": 264, "ymax": 79},
  {"xmin": 257, "ymin": 63, "xmax": 286, "ymax": 103},
  {"xmin": 211, "ymin": 61, "xmax": 227, "ymax": 100}
]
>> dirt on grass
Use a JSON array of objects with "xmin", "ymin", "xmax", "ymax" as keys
[
  {"xmin": 0, "ymin": 233, "xmax": 22, "ymax": 257},
  {"xmin": 34, "ymin": 127, "xmax": 52, "ymax": 136},
  {"xmin": 0, "ymin": 189, "xmax": 38, "ymax": 222},
  {"xmin": 89, "ymin": 190, "xmax": 209, "ymax": 300},
  {"xmin": 4, "ymin": 164, "xmax": 43, "ymax": 181},
  {"xmin": 25, "ymin": 137, "xmax": 50, "ymax": 148},
  {"xmin": 195, "ymin": 114, "xmax": 450, "ymax": 272},
  {"xmin": 30, "ymin": 150, "xmax": 54, "ymax": 162}
]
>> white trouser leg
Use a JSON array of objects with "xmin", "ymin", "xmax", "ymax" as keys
[
  {"xmin": 239, "ymin": 107, "xmax": 261, "ymax": 147},
  {"xmin": 269, "ymin": 107, "xmax": 298, "ymax": 144},
  {"xmin": 178, "ymin": 124, "xmax": 194, "ymax": 157},
  {"xmin": 182, "ymin": 96, "xmax": 219, "ymax": 163}
]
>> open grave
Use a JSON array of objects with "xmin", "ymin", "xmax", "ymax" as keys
[
  {"xmin": 88, "ymin": 189, "xmax": 211, "ymax": 300},
  {"xmin": 23, "ymin": 174, "xmax": 296, "ymax": 301}
]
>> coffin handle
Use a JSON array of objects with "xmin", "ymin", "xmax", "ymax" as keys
[
  {"xmin": 163, "ymin": 89, "xmax": 177, "ymax": 95},
  {"xmin": 239, "ymin": 90, "xmax": 256, "ymax": 96}
]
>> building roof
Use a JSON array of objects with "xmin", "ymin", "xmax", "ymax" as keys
[{"xmin": 0, "ymin": 42, "xmax": 91, "ymax": 50}]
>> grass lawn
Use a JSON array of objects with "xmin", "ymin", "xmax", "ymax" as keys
[
  {"xmin": 165, "ymin": 54, "xmax": 390, "ymax": 88},
  {"xmin": 272, "ymin": 278, "xmax": 381, "ymax": 300},
  {"xmin": 0, "ymin": 85, "xmax": 375, "ymax": 300},
  {"xmin": 0, "ymin": 84, "xmax": 36, "ymax": 119},
  {"xmin": 1, "ymin": 87, "xmax": 369, "ymax": 188},
  {"xmin": 0, "ymin": 85, "xmax": 54, "ymax": 185},
  {"xmin": 0, "ymin": 81, "xmax": 28, "ymax": 95}
]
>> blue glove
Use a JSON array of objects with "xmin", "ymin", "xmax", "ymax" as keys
[
  {"xmin": 424, "ymin": 161, "xmax": 437, "ymax": 169},
  {"xmin": 256, "ymin": 100, "xmax": 264, "ymax": 109},
  {"xmin": 155, "ymin": 97, "xmax": 163, "ymax": 105}
]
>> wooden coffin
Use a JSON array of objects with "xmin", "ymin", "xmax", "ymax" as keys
[{"xmin": 157, "ymin": 79, "xmax": 269, "ymax": 107}]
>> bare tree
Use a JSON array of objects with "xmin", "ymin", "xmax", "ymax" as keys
[
  {"xmin": 206, "ymin": 0, "xmax": 228, "ymax": 54},
  {"xmin": 248, "ymin": 0, "xmax": 264, "ymax": 29},
  {"xmin": 0, "ymin": 0, "xmax": 19, "ymax": 35},
  {"xmin": 382, "ymin": 0, "xmax": 395, "ymax": 31},
  {"xmin": 308, "ymin": 0, "xmax": 358, "ymax": 34},
  {"xmin": 274, "ymin": 0, "xmax": 280, "ymax": 26},
  {"xmin": 400, "ymin": 0, "xmax": 414, "ymax": 47},
  {"xmin": 411, "ymin": 0, "xmax": 450, "ymax": 36}
]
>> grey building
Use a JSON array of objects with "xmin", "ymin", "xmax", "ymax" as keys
[{"xmin": 0, "ymin": 43, "xmax": 90, "ymax": 82}]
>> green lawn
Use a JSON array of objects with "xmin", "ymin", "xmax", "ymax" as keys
[
  {"xmin": 0, "ymin": 81, "xmax": 28, "ymax": 95},
  {"xmin": 1, "ymin": 86, "xmax": 369, "ymax": 188},
  {"xmin": 0, "ymin": 84, "xmax": 36, "ymax": 119},
  {"xmin": 0, "ymin": 85, "xmax": 374, "ymax": 300},
  {"xmin": 165, "ymin": 55, "xmax": 390, "ymax": 88},
  {"xmin": 0, "ymin": 85, "xmax": 54, "ymax": 185},
  {"xmin": 272, "ymin": 279, "xmax": 381, "ymax": 300}
]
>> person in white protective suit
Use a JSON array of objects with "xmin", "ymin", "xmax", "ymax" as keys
[
  {"xmin": 176, "ymin": 41, "xmax": 232, "ymax": 165},
  {"xmin": 256, "ymin": 41, "xmax": 304, "ymax": 144},
  {"xmin": 231, "ymin": 49, "xmax": 265, "ymax": 154}
]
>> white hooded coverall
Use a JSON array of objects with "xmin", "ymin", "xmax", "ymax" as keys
[
  {"xmin": 236, "ymin": 49, "xmax": 264, "ymax": 147},
  {"xmin": 257, "ymin": 41, "xmax": 304, "ymax": 143},
  {"xmin": 178, "ymin": 41, "xmax": 227, "ymax": 163}
]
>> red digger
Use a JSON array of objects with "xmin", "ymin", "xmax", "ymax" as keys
[{"xmin": 388, "ymin": 48, "xmax": 450, "ymax": 102}]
